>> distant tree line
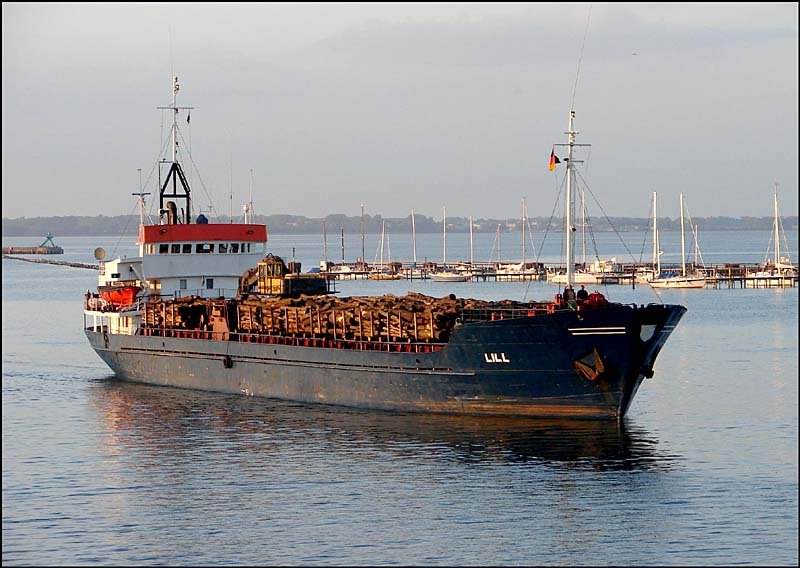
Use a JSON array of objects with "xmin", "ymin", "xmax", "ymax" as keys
[{"xmin": 1, "ymin": 213, "xmax": 797, "ymax": 237}]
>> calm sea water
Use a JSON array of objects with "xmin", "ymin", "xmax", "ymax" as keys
[{"xmin": 2, "ymin": 231, "xmax": 798, "ymax": 565}]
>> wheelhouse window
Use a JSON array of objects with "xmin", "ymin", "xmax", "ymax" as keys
[
  {"xmin": 205, "ymin": 278, "xmax": 214, "ymax": 290},
  {"xmin": 171, "ymin": 244, "xmax": 181, "ymax": 254},
  {"xmin": 196, "ymin": 243, "xmax": 214, "ymax": 253},
  {"xmin": 218, "ymin": 243, "xmax": 228, "ymax": 254},
  {"xmin": 182, "ymin": 244, "xmax": 192, "ymax": 254},
  {"xmin": 230, "ymin": 243, "xmax": 240, "ymax": 253},
  {"xmin": 159, "ymin": 244, "xmax": 169, "ymax": 254}
]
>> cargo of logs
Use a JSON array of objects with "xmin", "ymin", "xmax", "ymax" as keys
[{"xmin": 142, "ymin": 292, "xmax": 536, "ymax": 344}]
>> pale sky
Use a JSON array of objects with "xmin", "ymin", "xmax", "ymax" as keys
[{"xmin": 2, "ymin": 2, "xmax": 798, "ymax": 221}]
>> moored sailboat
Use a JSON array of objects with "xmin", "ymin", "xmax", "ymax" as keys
[
  {"xmin": 431, "ymin": 206, "xmax": 468, "ymax": 282},
  {"xmin": 369, "ymin": 221, "xmax": 403, "ymax": 280},
  {"xmin": 749, "ymin": 183, "xmax": 798, "ymax": 283},
  {"xmin": 649, "ymin": 192, "xmax": 706, "ymax": 289}
]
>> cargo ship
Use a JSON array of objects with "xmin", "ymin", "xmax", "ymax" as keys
[{"xmin": 83, "ymin": 78, "xmax": 686, "ymax": 420}]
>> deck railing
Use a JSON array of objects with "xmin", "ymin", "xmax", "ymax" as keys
[{"xmin": 137, "ymin": 326, "xmax": 446, "ymax": 353}]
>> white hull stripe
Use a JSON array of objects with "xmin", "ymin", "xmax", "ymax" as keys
[
  {"xmin": 568, "ymin": 326, "xmax": 626, "ymax": 336},
  {"xmin": 568, "ymin": 327, "xmax": 626, "ymax": 332},
  {"xmin": 570, "ymin": 331, "xmax": 627, "ymax": 336}
]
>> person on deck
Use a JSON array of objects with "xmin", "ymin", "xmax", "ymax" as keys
[
  {"xmin": 576, "ymin": 285, "xmax": 589, "ymax": 303},
  {"xmin": 563, "ymin": 285, "xmax": 577, "ymax": 310}
]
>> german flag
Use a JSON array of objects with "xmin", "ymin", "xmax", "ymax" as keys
[{"xmin": 549, "ymin": 150, "xmax": 560, "ymax": 171}]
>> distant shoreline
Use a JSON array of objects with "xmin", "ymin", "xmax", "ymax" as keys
[{"xmin": 2, "ymin": 214, "xmax": 797, "ymax": 237}]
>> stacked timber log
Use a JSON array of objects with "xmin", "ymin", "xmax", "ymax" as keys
[
  {"xmin": 142, "ymin": 296, "xmax": 226, "ymax": 331},
  {"xmin": 142, "ymin": 292, "xmax": 536, "ymax": 344},
  {"xmin": 235, "ymin": 292, "xmax": 531, "ymax": 343}
]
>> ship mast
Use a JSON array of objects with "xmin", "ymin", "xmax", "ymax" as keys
[
  {"xmin": 565, "ymin": 111, "xmax": 577, "ymax": 286},
  {"xmin": 157, "ymin": 76, "xmax": 194, "ymax": 224}
]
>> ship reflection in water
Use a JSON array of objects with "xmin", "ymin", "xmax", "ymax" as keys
[{"xmin": 91, "ymin": 377, "xmax": 679, "ymax": 472}]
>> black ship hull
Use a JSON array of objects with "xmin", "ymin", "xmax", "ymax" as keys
[{"xmin": 86, "ymin": 303, "xmax": 685, "ymax": 419}]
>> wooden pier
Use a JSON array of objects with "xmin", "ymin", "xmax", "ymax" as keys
[{"xmin": 323, "ymin": 260, "xmax": 799, "ymax": 289}]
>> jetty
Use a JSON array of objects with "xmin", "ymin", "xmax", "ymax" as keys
[
  {"xmin": 321, "ymin": 260, "xmax": 799, "ymax": 289},
  {"xmin": 2, "ymin": 255, "xmax": 98, "ymax": 270}
]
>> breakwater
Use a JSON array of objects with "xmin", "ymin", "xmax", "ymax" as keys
[{"xmin": 2, "ymin": 255, "xmax": 98, "ymax": 270}]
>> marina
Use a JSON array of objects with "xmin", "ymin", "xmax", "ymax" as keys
[
  {"xmin": 320, "ymin": 259, "xmax": 799, "ymax": 288},
  {"xmin": 3, "ymin": 249, "xmax": 798, "ymax": 289}
]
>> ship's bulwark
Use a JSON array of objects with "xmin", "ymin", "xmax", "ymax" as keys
[{"xmin": 87, "ymin": 304, "xmax": 685, "ymax": 420}]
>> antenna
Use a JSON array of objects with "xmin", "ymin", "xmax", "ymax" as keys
[
  {"xmin": 571, "ymin": 5, "xmax": 593, "ymax": 111},
  {"xmin": 248, "ymin": 168, "xmax": 255, "ymax": 221}
]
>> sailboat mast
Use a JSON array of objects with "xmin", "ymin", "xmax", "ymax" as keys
[
  {"xmin": 442, "ymin": 206, "xmax": 447, "ymax": 266},
  {"xmin": 521, "ymin": 197, "xmax": 526, "ymax": 266},
  {"xmin": 565, "ymin": 111, "xmax": 577, "ymax": 286},
  {"xmin": 360, "ymin": 204, "xmax": 365, "ymax": 264},
  {"xmin": 653, "ymin": 191, "xmax": 659, "ymax": 275},
  {"xmin": 773, "ymin": 183, "xmax": 780, "ymax": 264},
  {"xmin": 323, "ymin": 221, "xmax": 328, "ymax": 266},
  {"xmin": 469, "ymin": 215, "xmax": 474, "ymax": 266},
  {"xmin": 379, "ymin": 221, "xmax": 385, "ymax": 268},
  {"xmin": 497, "ymin": 223, "xmax": 502, "ymax": 263},
  {"xmin": 411, "ymin": 208, "xmax": 417, "ymax": 265},
  {"xmin": 680, "ymin": 192, "xmax": 686, "ymax": 277},
  {"xmin": 387, "ymin": 224, "xmax": 392, "ymax": 266}
]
